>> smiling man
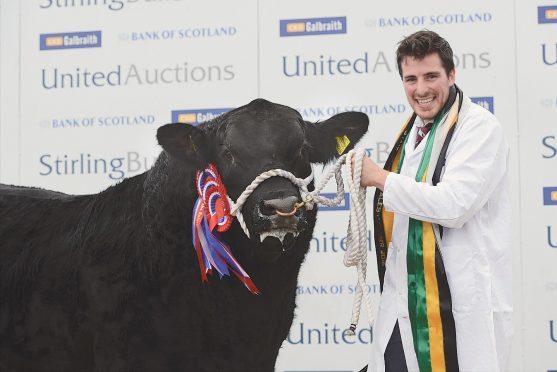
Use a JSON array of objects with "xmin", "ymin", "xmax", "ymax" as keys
[{"xmin": 358, "ymin": 30, "xmax": 513, "ymax": 372}]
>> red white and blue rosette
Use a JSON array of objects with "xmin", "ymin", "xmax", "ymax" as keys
[{"xmin": 192, "ymin": 163, "xmax": 259, "ymax": 294}]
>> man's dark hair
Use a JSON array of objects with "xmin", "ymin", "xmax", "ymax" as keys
[{"xmin": 396, "ymin": 30, "xmax": 455, "ymax": 78}]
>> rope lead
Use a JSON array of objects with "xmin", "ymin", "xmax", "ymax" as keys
[{"xmin": 227, "ymin": 148, "xmax": 375, "ymax": 332}]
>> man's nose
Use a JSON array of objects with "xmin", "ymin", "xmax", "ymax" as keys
[{"xmin": 415, "ymin": 78, "xmax": 428, "ymax": 95}]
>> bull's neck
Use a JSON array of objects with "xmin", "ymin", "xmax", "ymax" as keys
[{"xmin": 141, "ymin": 152, "xmax": 199, "ymax": 241}]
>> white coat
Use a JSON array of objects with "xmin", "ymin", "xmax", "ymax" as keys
[{"xmin": 369, "ymin": 98, "xmax": 513, "ymax": 372}]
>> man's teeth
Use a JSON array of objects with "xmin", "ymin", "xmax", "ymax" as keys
[
  {"xmin": 259, "ymin": 230, "xmax": 299, "ymax": 243},
  {"xmin": 417, "ymin": 97, "xmax": 433, "ymax": 104}
]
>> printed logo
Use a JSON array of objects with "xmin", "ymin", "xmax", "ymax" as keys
[
  {"xmin": 41, "ymin": 63, "xmax": 235, "ymax": 89},
  {"xmin": 542, "ymin": 135, "xmax": 557, "ymax": 158},
  {"xmin": 286, "ymin": 322, "xmax": 372, "ymax": 345},
  {"xmin": 471, "ymin": 96, "xmax": 494, "ymax": 113},
  {"xmin": 538, "ymin": 5, "xmax": 557, "ymax": 24},
  {"xmin": 280, "ymin": 16, "xmax": 346, "ymax": 37},
  {"xmin": 310, "ymin": 229, "xmax": 373, "ymax": 254},
  {"xmin": 367, "ymin": 12, "xmax": 493, "ymax": 28},
  {"xmin": 39, "ymin": 0, "xmax": 182, "ymax": 11},
  {"xmin": 40, "ymin": 31, "xmax": 101, "ymax": 50},
  {"xmin": 548, "ymin": 225, "xmax": 556, "ymax": 248},
  {"xmin": 39, "ymin": 115, "xmax": 156, "ymax": 129},
  {"xmin": 122, "ymin": 27, "xmax": 237, "ymax": 42},
  {"xmin": 39, "ymin": 152, "xmax": 156, "ymax": 180},
  {"xmin": 296, "ymin": 283, "xmax": 379, "ymax": 296},
  {"xmin": 171, "ymin": 108, "xmax": 232, "ymax": 125},
  {"xmin": 543, "ymin": 186, "xmax": 557, "ymax": 205},
  {"xmin": 298, "ymin": 103, "xmax": 406, "ymax": 119},
  {"xmin": 542, "ymin": 43, "xmax": 557, "ymax": 65}
]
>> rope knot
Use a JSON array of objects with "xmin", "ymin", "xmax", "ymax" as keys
[{"xmin": 301, "ymin": 195, "xmax": 315, "ymax": 210}]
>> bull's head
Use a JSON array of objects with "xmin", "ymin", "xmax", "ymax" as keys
[{"xmin": 157, "ymin": 99, "xmax": 368, "ymax": 262}]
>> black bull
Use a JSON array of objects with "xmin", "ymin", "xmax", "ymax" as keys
[{"xmin": 0, "ymin": 99, "xmax": 368, "ymax": 371}]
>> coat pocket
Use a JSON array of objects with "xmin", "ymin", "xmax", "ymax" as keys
[{"xmin": 439, "ymin": 244, "xmax": 479, "ymax": 312}]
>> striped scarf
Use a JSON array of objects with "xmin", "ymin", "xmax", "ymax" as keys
[{"xmin": 373, "ymin": 85, "xmax": 463, "ymax": 372}]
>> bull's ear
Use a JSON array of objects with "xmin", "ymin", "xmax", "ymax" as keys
[
  {"xmin": 304, "ymin": 112, "xmax": 369, "ymax": 163},
  {"xmin": 157, "ymin": 124, "xmax": 209, "ymax": 166}
]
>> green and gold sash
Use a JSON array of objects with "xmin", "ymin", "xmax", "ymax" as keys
[{"xmin": 373, "ymin": 85, "xmax": 464, "ymax": 372}]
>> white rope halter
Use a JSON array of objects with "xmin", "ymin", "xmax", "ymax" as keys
[{"xmin": 227, "ymin": 148, "xmax": 374, "ymax": 333}]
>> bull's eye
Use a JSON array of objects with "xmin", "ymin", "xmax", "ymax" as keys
[
  {"xmin": 298, "ymin": 144, "xmax": 310, "ymax": 160},
  {"xmin": 222, "ymin": 145, "xmax": 235, "ymax": 164}
]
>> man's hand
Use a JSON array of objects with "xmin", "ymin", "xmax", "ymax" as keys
[{"xmin": 351, "ymin": 155, "xmax": 389, "ymax": 191}]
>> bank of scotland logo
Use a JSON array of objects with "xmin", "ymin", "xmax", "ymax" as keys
[
  {"xmin": 40, "ymin": 31, "xmax": 102, "ymax": 50},
  {"xmin": 543, "ymin": 187, "xmax": 557, "ymax": 205},
  {"xmin": 280, "ymin": 17, "xmax": 346, "ymax": 37},
  {"xmin": 538, "ymin": 6, "xmax": 557, "ymax": 24},
  {"xmin": 171, "ymin": 108, "xmax": 232, "ymax": 125}
]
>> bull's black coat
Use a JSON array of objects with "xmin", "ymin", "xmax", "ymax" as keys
[{"xmin": 0, "ymin": 99, "xmax": 368, "ymax": 371}]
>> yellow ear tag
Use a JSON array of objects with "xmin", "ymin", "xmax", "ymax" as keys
[{"xmin": 335, "ymin": 135, "xmax": 350, "ymax": 155}]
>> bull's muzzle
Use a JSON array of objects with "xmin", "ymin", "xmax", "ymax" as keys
[{"xmin": 252, "ymin": 195, "xmax": 308, "ymax": 252}]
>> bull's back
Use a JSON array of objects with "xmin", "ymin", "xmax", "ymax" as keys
[
  {"xmin": 0, "ymin": 183, "xmax": 70, "ymax": 199},
  {"xmin": 0, "ymin": 183, "xmax": 82, "ymax": 236},
  {"xmin": 0, "ymin": 183, "xmax": 91, "ymax": 268}
]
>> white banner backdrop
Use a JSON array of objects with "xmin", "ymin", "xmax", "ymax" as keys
[
  {"xmin": 2, "ymin": 0, "xmax": 556, "ymax": 370},
  {"xmin": 258, "ymin": 2, "xmax": 522, "ymax": 370},
  {"xmin": 515, "ymin": 1, "xmax": 557, "ymax": 371},
  {"xmin": 18, "ymin": 0, "xmax": 259, "ymax": 193}
]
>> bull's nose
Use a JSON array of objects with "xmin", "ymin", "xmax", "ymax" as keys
[
  {"xmin": 252, "ymin": 195, "xmax": 308, "ymax": 238},
  {"xmin": 260, "ymin": 196, "xmax": 299, "ymax": 216}
]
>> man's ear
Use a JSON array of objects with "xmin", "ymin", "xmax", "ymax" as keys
[
  {"xmin": 157, "ymin": 124, "xmax": 209, "ymax": 167},
  {"xmin": 304, "ymin": 112, "xmax": 369, "ymax": 164}
]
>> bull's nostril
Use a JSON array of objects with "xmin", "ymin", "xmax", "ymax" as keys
[
  {"xmin": 262, "ymin": 196, "xmax": 299, "ymax": 216},
  {"xmin": 259, "ymin": 200, "xmax": 276, "ymax": 216}
]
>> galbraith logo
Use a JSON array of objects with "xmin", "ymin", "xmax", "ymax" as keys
[
  {"xmin": 171, "ymin": 108, "xmax": 232, "ymax": 125},
  {"xmin": 543, "ymin": 186, "xmax": 557, "ymax": 205},
  {"xmin": 40, "ymin": 31, "xmax": 101, "ymax": 50},
  {"xmin": 280, "ymin": 16, "xmax": 346, "ymax": 37},
  {"xmin": 538, "ymin": 5, "xmax": 557, "ymax": 24},
  {"xmin": 471, "ymin": 96, "xmax": 494, "ymax": 114}
]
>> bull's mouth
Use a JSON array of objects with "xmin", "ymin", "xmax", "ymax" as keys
[
  {"xmin": 258, "ymin": 229, "xmax": 299, "ymax": 244},
  {"xmin": 255, "ymin": 229, "xmax": 299, "ymax": 262},
  {"xmin": 251, "ymin": 198, "xmax": 308, "ymax": 262}
]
